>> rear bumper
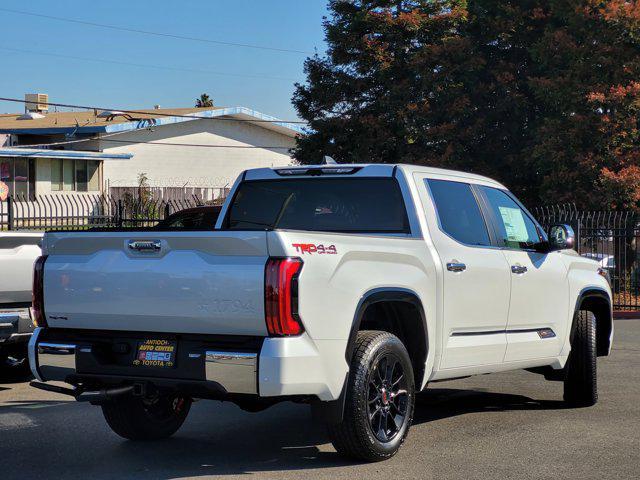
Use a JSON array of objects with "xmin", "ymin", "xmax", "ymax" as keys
[
  {"xmin": 29, "ymin": 328, "xmax": 348, "ymax": 401},
  {"xmin": 0, "ymin": 306, "xmax": 34, "ymax": 345},
  {"xmin": 29, "ymin": 328, "xmax": 258, "ymax": 395}
]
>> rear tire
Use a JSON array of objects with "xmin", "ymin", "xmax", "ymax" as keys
[
  {"xmin": 102, "ymin": 393, "xmax": 191, "ymax": 440},
  {"xmin": 328, "ymin": 330, "xmax": 415, "ymax": 462},
  {"xmin": 563, "ymin": 310, "xmax": 597, "ymax": 407}
]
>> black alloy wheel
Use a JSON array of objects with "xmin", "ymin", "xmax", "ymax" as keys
[{"xmin": 367, "ymin": 353, "xmax": 409, "ymax": 442}]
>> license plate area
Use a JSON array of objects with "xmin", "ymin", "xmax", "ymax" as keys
[{"xmin": 134, "ymin": 339, "xmax": 177, "ymax": 368}]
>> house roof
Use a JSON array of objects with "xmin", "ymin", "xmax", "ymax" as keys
[
  {"xmin": 0, "ymin": 106, "xmax": 305, "ymax": 137},
  {"xmin": 0, "ymin": 148, "xmax": 133, "ymax": 161}
]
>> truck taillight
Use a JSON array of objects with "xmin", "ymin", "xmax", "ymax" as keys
[
  {"xmin": 32, "ymin": 255, "xmax": 48, "ymax": 328},
  {"xmin": 264, "ymin": 257, "xmax": 303, "ymax": 336}
]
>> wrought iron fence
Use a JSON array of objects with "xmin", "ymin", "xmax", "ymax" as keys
[
  {"xmin": 0, "ymin": 193, "xmax": 217, "ymax": 231},
  {"xmin": 3, "ymin": 195, "xmax": 639, "ymax": 311},
  {"xmin": 533, "ymin": 204, "xmax": 640, "ymax": 311},
  {"xmin": 109, "ymin": 186, "xmax": 230, "ymax": 203}
]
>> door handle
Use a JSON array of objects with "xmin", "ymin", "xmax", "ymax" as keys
[
  {"xmin": 447, "ymin": 262, "xmax": 466, "ymax": 272},
  {"xmin": 511, "ymin": 264, "xmax": 528, "ymax": 274}
]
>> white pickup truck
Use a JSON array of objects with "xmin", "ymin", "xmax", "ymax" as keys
[
  {"xmin": 0, "ymin": 232, "xmax": 41, "ymax": 376},
  {"xmin": 29, "ymin": 164, "xmax": 612, "ymax": 461}
]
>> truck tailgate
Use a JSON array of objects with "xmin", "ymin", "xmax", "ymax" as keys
[{"xmin": 42, "ymin": 231, "xmax": 269, "ymax": 336}]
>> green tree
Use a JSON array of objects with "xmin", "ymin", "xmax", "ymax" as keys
[
  {"xmin": 293, "ymin": 1, "xmax": 640, "ymax": 210},
  {"xmin": 195, "ymin": 93, "xmax": 214, "ymax": 108},
  {"xmin": 293, "ymin": 1, "xmax": 474, "ymax": 165}
]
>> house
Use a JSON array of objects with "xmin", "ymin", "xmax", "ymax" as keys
[{"xmin": 0, "ymin": 96, "xmax": 303, "ymax": 201}]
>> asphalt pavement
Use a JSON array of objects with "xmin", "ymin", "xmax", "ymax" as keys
[{"xmin": 1, "ymin": 320, "xmax": 638, "ymax": 480}]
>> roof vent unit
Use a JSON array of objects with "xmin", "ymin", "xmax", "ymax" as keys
[
  {"xmin": 97, "ymin": 110, "xmax": 125, "ymax": 118},
  {"xmin": 17, "ymin": 111, "xmax": 46, "ymax": 120},
  {"xmin": 25, "ymin": 93, "xmax": 49, "ymax": 113}
]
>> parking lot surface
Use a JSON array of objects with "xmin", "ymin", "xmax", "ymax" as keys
[{"xmin": 1, "ymin": 320, "xmax": 638, "ymax": 480}]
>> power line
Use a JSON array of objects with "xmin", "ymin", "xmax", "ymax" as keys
[
  {"xmin": 0, "ymin": 97, "xmax": 308, "ymax": 124},
  {"xmin": 0, "ymin": 46, "xmax": 298, "ymax": 82},
  {"xmin": 0, "ymin": 7, "xmax": 314, "ymax": 55}
]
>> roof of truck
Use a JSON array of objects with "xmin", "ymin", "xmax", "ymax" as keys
[
  {"xmin": 397, "ymin": 164, "xmax": 506, "ymax": 188},
  {"xmin": 259, "ymin": 163, "xmax": 507, "ymax": 189}
]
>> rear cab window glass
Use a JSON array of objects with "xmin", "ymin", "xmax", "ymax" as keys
[
  {"xmin": 426, "ymin": 179, "xmax": 491, "ymax": 246},
  {"xmin": 166, "ymin": 212, "xmax": 207, "ymax": 229},
  {"xmin": 479, "ymin": 186, "xmax": 541, "ymax": 250},
  {"xmin": 225, "ymin": 177, "xmax": 410, "ymax": 233}
]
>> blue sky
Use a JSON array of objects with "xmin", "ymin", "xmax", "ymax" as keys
[{"xmin": 0, "ymin": 1, "xmax": 329, "ymax": 120}]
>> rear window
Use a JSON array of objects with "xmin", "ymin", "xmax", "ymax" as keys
[{"xmin": 225, "ymin": 178, "xmax": 410, "ymax": 233}]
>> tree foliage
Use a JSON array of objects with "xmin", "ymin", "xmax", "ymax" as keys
[
  {"xmin": 293, "ymin": 1, "xmax": 640, "ymax": 209},
  {"xmin": 195, "ymin": 93, "xmax": 214, "ymax": 108}
]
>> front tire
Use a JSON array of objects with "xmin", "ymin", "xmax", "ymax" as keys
[
  {"xmin": 563, "ymin": 310, "xmax": 597, "ymax": 407},
  {"xmin": 328, "ymin": 331, "xmax": 415, "ymax": 462},
  {"xmin": 102, "ymin": 393, "xmax": 191, "ymax": 440}
]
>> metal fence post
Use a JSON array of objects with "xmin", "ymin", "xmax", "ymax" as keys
[
  {"xmin": 7, "ymin": 196, "xmax": 13, "ymax": 231},
  {"xmin": 164, "ymin": 202, "xmax": 171, "ymax": 219},
  {"xmin": 117, "ymin": 199, "xmax": 124, "ymax": 227}
]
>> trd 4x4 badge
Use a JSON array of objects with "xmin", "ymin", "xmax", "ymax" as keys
[{"xmin": 292, "ymin": 243, "xmax": 337, "ymax": 255}]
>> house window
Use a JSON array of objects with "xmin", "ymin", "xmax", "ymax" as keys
[
  {"xmin": 0, "ymin": 157, "xmax": 35, "ymax": 198},
  {"xmin": 51, "ymin": 159, "xmax": 100, "ymax": 192}
]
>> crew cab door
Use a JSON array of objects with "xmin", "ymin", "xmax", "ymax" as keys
[
  {"xmin": 477, "ymin": 187, "xmax": 569, "ymax": 361},
  {"xmin": 417, "ymin": 176, "xmax": 512, "ymax": 370}
]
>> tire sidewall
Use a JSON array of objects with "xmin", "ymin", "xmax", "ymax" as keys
[
  {"xmin": 352, "ymin": 334, "xmax": 415, "ymax": 457},
  {"xmin": 102, "ymin": 394, "xmax": 192, "ymax": 440},
  {"xmin": 564, "ymin": 310, "xmax": 597, "ymax": 406}
]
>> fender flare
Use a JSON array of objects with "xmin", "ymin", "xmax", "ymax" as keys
[
  {"xmin": 345, "ymin": 287, "xmax": 428, "ymax": 364},
  {"xmin": 573, "ymin": 287, "xmax": 612, "ymax": 356}
]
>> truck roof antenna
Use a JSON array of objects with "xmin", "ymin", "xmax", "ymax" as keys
[{"xmin": 323, "ymin": 155, "xmax": 337, "ymax": 165}]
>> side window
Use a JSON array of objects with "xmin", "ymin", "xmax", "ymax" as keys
[
  {"xmin": 480, "ymin": 187, "xmax": 540, "ymax": 250},
  {"xmin": 426, "ymin": 179, "xmax": 491, "ymax": 246}
]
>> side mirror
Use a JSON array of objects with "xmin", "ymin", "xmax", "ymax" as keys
[{"xmin": 548, "ymin": 224, "xmax": 575, "ymax": 251}]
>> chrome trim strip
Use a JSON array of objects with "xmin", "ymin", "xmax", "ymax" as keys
[
  {"xmin": 39, "ymin": 342, "xmax": 77, "ymax": 352},
  {"xmin": 0, "ymin": 313, "xmax": 21, "ymax": 323},
  {"xmin": 205, "ymin": 350, "xmax": 257, "ymax": 395},
  {"xmin": 451, "ymin": 328, "xmax": 557, "ymax": 337},
  {"xmin": 28, "ymin": 327, "xmax": 42, "ymax": 381}
]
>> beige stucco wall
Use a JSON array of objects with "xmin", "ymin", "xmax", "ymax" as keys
[{"xmin": 100, "ymin": 118, "xmax": 296, "ymax": 189}]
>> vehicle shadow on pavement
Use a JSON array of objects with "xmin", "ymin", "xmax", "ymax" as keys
[
  {"xmin": 0, "ymin": 372, "xmax": 33, "ymax": 385},
  {"xmin": 4, "ymin": 387, "xmax": 568, "ymax": 479},
  {"xmin": 413, "ymin": 387, "xmax": 567, "ymax": 424},
  {"xmin": 108, "ymin": 401, "xmax": 359, "ymax": 476},
  {"xmin": 3, "ymin": 399, "xmax": 359, "ymax": 480}
]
